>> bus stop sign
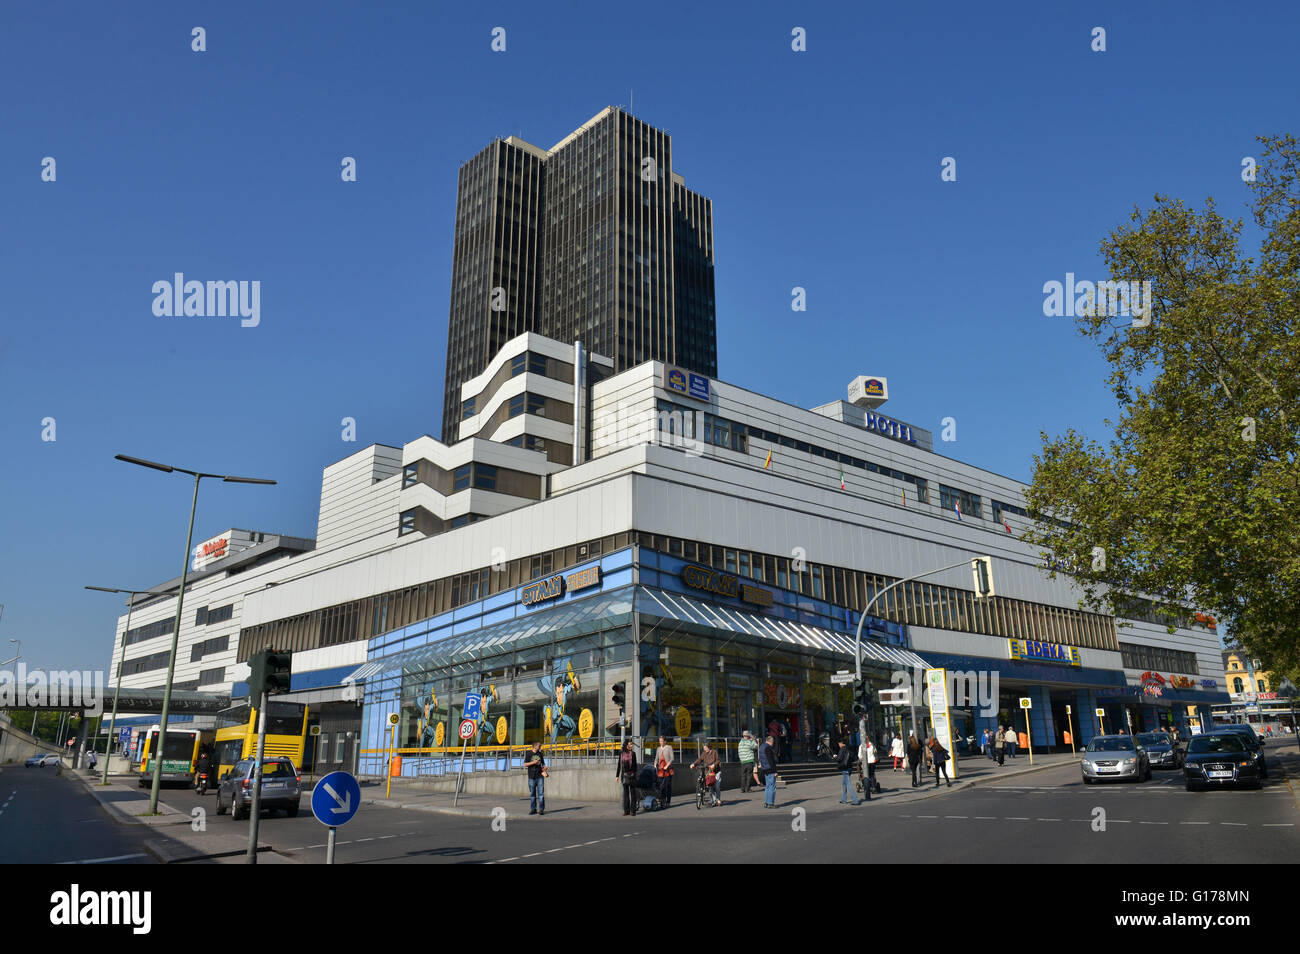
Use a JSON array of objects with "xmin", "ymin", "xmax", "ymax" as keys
[{"xmin": 312, "ymin": 771, "xmax": 361, "ymax": 827}]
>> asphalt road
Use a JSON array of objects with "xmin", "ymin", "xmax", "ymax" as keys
[
  {"xmin": 0, "ymin": 764, "xmax": 156, "ymax": 864},
  {"xmin": 146, "ymin": 738, "xmax": 1300, "ymax": 864}
]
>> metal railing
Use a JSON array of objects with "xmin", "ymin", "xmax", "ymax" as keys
[{"xmin": 358, "ymin": 735, "xmax": 779, "ymax": 778}]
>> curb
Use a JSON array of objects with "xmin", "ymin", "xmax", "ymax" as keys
[{"xmin": 66, "ymin": 767, "xmax": 190, "ymax": 826}]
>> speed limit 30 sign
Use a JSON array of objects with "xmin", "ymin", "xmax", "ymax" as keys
[{"xmin": 458, "ymin": 719, "xmax": 476, "ymax": 740}]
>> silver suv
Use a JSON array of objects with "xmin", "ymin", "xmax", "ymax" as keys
[{"xmin": 216, "ymin": 757, "xmax": 302, "ymax": 819}]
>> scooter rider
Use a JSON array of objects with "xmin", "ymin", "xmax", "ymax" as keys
[{"xmin": 195, "ymin": 750, "xmax": 212, "ymax": 793}]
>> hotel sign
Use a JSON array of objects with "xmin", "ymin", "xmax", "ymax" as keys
[
  {"xmin": 663, "ymin": 364, "xmax": 711, "ymax": 403},
  {"xmin": 862, "ymin": 411, "xmax": 918, "ymax": 446},
  {"xmin": 681, "ymin": 565, "xmax": 773, "ymax": 607},
  {"xmin": 1008, "ymin": 639, "xmax": 1081, "ymax": 666}
]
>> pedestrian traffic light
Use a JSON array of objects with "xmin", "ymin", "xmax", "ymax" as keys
[
  {"xmin": 612, "ymin": 681, "xmax": 626, "ymax": 712},
  {"xmin": 852, "ymin": 678, "xmax": 873, "ymax": 715},
  {"xmin": 247, "ymin": 649, "xmax": 293, "ymax": 698}
]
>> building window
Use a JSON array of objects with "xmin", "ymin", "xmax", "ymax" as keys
[
  {"xmin": 473, "ymin": 464, "xmax": 497, "ymax": 491},
  {"xmin": 1258, "ymin": 679, "xmax": 1266, "ymax": 692},
  {"xmin": 335, "ymin": 735, "xmax": 345, "ymax": 763},
  {"xmin": 461, "ymin": 397, "xmax": 476, "ymax": 420},
  {"xmin": 399, "ymin": 510, "xmax": 417, "ymax": 536},
  {"xmin": 508, "ymin": 394, "xmax": 524, "ymax": 418},
  {"xmin": 198, "ymin": 667, "xmax": 225, "ymax": 686},
  {"xmin": 194, "ymin": 606, "xmax": 209, "ymax": 626},
  {"xmin": 453, "ymin": 465, "xmax": 471, "ymax": 492},
  {"xmin": 402, "ymin": 464, "xmax": 419, "ymax": 489},
  {"xmin": 939, "ymin": 484, "xmax": 983, "ymax": 519},
  {"xmin": 319, "ymin": 732, "xmax": 330, "ymax": 763},
  {"xmin": 1233, "ymin": 677, "xmax": 1243, "ymax": 693}
]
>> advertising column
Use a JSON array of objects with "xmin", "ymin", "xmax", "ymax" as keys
[{"xmin": 924, "ymin": 668, "xmax": 958, "ymax": 780}]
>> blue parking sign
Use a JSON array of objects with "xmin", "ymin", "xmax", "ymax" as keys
[{"xmin": 463, "ymin": 692, "xmax": 483, "ymax": 721}]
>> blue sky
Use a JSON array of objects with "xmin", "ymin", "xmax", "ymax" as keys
[{"xmin": 1, "ymin": 1, "xmax": 1296, "ymax": 672}]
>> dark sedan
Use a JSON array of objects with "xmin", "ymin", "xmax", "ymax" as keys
[
  {"xmin": 1135, "ymin": 731, "xmax": 1183, "ymax": 769},
  {"xmin": 1183, "ymin": 734, "xmax": 1260, "ymax": 791},
  {"xmin": 1206, "ymin": 726, "xmax": 1267, "ymax": 778}
]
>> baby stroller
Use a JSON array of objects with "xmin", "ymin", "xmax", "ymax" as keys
[{"xmin": 636, "ymin": 763, "xmax": 663, "ymax": 812}]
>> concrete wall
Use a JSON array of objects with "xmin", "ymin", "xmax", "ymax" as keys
[{"xmin": 0, "ymin": 719, "xmax": 62, "ymax": 765}]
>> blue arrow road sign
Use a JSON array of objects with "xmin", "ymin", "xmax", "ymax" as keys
[
  {"xmin": 463, "ymin": 692, "xmax": 483, "ymax": 721},
  {"xmin": 312, "ymin": 771, "xmax": 361, "ymax": 827}
]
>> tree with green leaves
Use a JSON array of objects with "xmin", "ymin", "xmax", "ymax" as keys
[{"xmin": 1024, "ymin": 134, "xmax": 1300, "ymax": 683}]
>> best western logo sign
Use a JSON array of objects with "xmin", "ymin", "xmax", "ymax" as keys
[
  {"xmin": 663, "ymin": 364, "xmax": 711, "ymax": 402},
  {"xmin": 1008, "ymin": 639, "xmax": 1081, "ymax": 666},
  {"xmin": 681, "ymin": 565, "xmax": 772, "ymax": 607}
]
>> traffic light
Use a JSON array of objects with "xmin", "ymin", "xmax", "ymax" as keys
[
  {"xmin": 852, "ymin": 678, "xmax": 873, "ymax": 715},
  {"xmin": 971, "ymin": 556, "xmax": 995, "ymax": 599},
  {"xmin": 612, "ymin": 681, "xmax": 626, "ymax": 712},
  {"xmin": 247, "ymin": 649, "xmax": 293, "ymax": 698}
]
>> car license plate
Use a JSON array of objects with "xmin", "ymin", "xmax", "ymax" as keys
[
  {"xmin": 264, "ymin": 781, "xmax": 283, "ymax": 789},
  {"xmin": 1207, "ymin": 771, "xmax": 1232, "ymax": 779}
]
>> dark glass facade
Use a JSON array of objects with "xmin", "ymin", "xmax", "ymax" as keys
[{"xmin": 441, "ymin": 108, "xmax": 718, "ymax": 442}]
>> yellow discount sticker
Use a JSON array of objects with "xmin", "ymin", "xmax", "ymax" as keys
[
  {"xmin": 675, "ymin": 706, "xmax": 692, "ymax": 738},
  {"xmin": 578, "ymin": 708, "xmax": 594, "ymax": 740},
  {"xmin": 434, "ymin": 722, "xmax": 445, "ymax": 747},
  {"xmin": 495, "ymin": 716, "xmax": 507, "ymax": 744}
]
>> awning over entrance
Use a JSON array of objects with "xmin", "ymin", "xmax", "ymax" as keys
[{"xmin": 634, "ymin": 587, "xmax": 930, "ymax": 671}]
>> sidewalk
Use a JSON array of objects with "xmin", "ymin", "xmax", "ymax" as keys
[
  {"xmin": 359, "ymin": 750, "xmax": 1080, "ymax": 820},
  {"xmin": 67, "ymin": 767, "xmax": 298, "ymax": 863}
]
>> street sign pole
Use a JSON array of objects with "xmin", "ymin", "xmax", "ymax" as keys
[
  {"xmin": 326, "ymin": 826, "xmax": 337, "ymax": 865},
  {"xmin": 246, "ymin": 690, "xmax": 268, "ymax": 864},
  {"xmin": 1019, "ymin": 697, "xmax": 1034, "ymax": 765},
  {"xmin": 312, "ymin": 770, "xmax": 360, "ymax": 865},
  {"xmin": 453, "ymin": 718, "xmax": 475, "ymax": 807},
  {"xmin": 1066, "ymin": 704, "xmax": 1076, "ymax": 755}
]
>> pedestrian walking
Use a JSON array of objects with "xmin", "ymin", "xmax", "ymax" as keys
[
  {"xmin": 655, "ymin": 736, "xmax": 675, "ymax": 808},
  {"xmin": 758, "ymin": 734, "xmax": 780, "ymax": 807},
  {"xmin": 738, "ymin": 730, "xmax": 758, "ymax": 793},
  {"xmin": 617, "ymin": 740, "xmax": 639, "ymax": 816},
  {"xmin": 1004, "ymin": 726, "xmax": 1017, "ymax": 759},
  {"xmin": 88, "ymin": 750, "xmax": 97, "ymax": 771},
  {"xmin": 995, "ymin": 725, "xmax": 1006, "ymax": 766},
  {"xmin": 928, "ymin": 737, "xmax": 952, "ymax": 787},
  {"xmin": 890, "ymin": 733, "xmax": 904, "ymax": 771},
  {"xmin": 906, "ymin": 732, "xmax": 923, "ymax": 787},
  {"xmin": 524, "ymin": 741, "xmax": 547, "ymax": 815},
  {"xmin": 836, "ymin": 740, "xmax": 861, "ymax": 805},
  {"xmin": 859, "ymin": 736, "xmax": 876, "ymax": 799}
]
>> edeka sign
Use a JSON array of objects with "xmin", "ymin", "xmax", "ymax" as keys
[
  {"xmin": 521, "ymin": 575, "xmax": 564, "ymax": 607},
  {"xmin": 1008, "ymin": 639, "xmax": 1081, "ymax": 666},
  {"xmin": 663, "ymin": 364, "xmax": 711, "ymax": 403},
  {"xmin": 681, "ymin": 565, "xmax": 774, "ymax": 607}
]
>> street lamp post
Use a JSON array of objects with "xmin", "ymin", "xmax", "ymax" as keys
[
  {"xmin": 115, "ymin": 454, "xmax": 275, "ymax": 813},
  {"xmin": 853, "ymin": 558, "xmax": 991, "ymax": 753},
  {"xmin": 86, "ymin": 586, "xmax": 157, "ymax": 785}
]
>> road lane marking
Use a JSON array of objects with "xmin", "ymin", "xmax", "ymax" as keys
[
  {"xmin": 584, "ymin": 840, "xmax": 601, "ymax": 845},
  {"xmin": 917, "ymin": 815, "xmax": 937, "ymax": 819},
  {"xmin": 1139, "ymin": 821, "xmax": 1168, "ymax": 825},
  {"xmin": 1220, "ymin": 822, "xmax": 1247, "ymax": 826},
  {"xmin": 1036, "ymin": 818, "xmax": 1061, "ymax": 822},
  {"xmin": 522, "ymin": 852, "xmax": 542, "ymax": 858},
  {"xmin": 545, "ymin": 848, "xmax": 564, "ymax": 853},
  {"xmin": 1179, "ymin": 822, "xmax": 1210, "ymax": 825},
  {"xmin": 357, "ymin": 837, "xmax": 375, "ymax": 842},
  {"xmin": 1006, "ymin": 817, "xmax": 1030, "ymax": 821},
  {"xmin": 973, "ymin": 816, "xmax": 997, "ymax": 820},
  {"xmin": 1262, "ymin": 823, "xmax": 1294, "ymax": 827},
  {"xmin": 945, "ymin": 815, "xmax": 967, "ymax": 819},
  {"xmin": 1109, "ymin": 820, "xmax": 1131, "ymax": 823}
]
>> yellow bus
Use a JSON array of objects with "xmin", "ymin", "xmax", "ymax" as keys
[
  {"xmin": 212, "ymin": 701, "xmax": 310, "ymax": 779},
  {"xmin": 137, "ymin": 726, "xmax": 203, "ymax": 787}
]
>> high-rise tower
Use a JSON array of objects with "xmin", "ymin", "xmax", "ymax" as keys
[{"xmin": 441, "ymin": 107, "xmax": 716, "ymax": 442}]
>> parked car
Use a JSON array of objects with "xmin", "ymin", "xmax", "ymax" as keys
[
  {"xmin": 1135, "ymin": 731, "xmax": 1184, "ymax": 769},
  {"xmin": 1204, "ymin": 726, "xmax": 1267, "ymax": 778},
  {"xmin": 215, "ymin": 756, "xmax": 302, "ymax": 820},
  {"xmin": 24, "ymin": 754, "xmax": 60, "ymax": 767},
  {"xmin": 1184, "ymin": 733, "xmax": 1260, "ymax": 790},
  {"xmin": 1081, "ymin": 734, "xmax": 1151, "ymax": 783}
]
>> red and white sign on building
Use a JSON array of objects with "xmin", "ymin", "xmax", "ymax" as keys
[{"xmin": 191, "ymin": 529, "xmax": 263, "ymax": 570}]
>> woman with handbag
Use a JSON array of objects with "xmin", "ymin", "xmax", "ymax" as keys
[
  {"xmin": 655, "ymin": 736, "xmax": 675, "ymax": 808},
  {"xmin": 617, "ymin": 740, "xmax": 639, "ymax": 816},
  {"xmin": 928, "ymin": 736, "xmax": 952, "ymax": 787}
]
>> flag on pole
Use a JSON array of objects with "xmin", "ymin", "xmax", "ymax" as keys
[
  {"xmin": 901, "ymin": 488, "xmax": 907, "ymax": 508},
  {"xmin": 1003, "ymin": 517, "xmax": 1012, "ymax": 534},
  {"xmin": 953, "ymin": 501, "xmax": 963, "ymax": 521},
  {"xmin": 839, "ymin": 467, "xmax": 846, "ymax": 491},
  {"xmin": 763, "ymin": 448, "xmax": 772, "ymax": 470}
]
